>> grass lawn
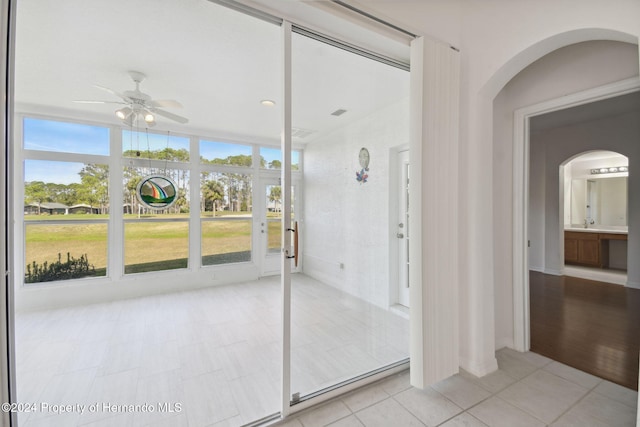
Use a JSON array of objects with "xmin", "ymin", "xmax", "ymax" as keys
[{"xmin": 24, "ymin": 212, "xmax": 284, "ymax": 280}]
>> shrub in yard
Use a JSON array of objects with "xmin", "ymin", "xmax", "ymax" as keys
[{"xmin": 25, "ymin": 252, "xmax": 96, "ymax": 283}]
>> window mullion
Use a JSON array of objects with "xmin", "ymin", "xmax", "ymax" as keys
[{"xmin": 110, "ymin": 125, "xmax": 124, "ymax": 279}]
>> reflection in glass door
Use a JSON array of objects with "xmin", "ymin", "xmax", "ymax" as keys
[{"xmin": 290, "ymin": 30, "xmax": 410, "ymax": 402}]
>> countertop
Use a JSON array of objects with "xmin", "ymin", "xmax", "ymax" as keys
[{"xmin": 564, "ymin": 227, "xmax": 628, "ymax": 235}]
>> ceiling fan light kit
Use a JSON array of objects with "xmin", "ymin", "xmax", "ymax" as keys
[{"xmin": 74, "ymin": 70, "xmax": 188, "ymax": 127}]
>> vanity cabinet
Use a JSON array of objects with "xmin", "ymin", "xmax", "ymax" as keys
[
  {"xmin": 564, "ymin": 231, "xmax": 628, "ymax": 269},
  {"xmin": 565, "ymin": 231, "xmax": 600, "ymax": 267}
]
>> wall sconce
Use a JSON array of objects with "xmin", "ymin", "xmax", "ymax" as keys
[{"xmin": 590, "ymin": 166, "xmax": 628, "ymax": 175}]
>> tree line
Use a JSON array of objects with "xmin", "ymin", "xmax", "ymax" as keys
[{"xmin": 24, "ymin": 148, "xmax": 287, "ymax": 215}]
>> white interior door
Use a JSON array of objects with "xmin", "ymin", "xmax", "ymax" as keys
[
  {"xmin": 260, "ymin": 179, "xmax": 298, "ymax": 276},
  {"xmin": 398, "ymin": 150, "xmax": 410, "ymax": 307},
  {"xmin": 260, "ymin": 179, "xmax": 282, "ymax": 276}
]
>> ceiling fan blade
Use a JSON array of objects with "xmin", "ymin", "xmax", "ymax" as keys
[
  {"xmin": 150, "ymin": 99, "xmax": 183, "ymax": 109},
  {"xmin": 152, "ymin": 108, "xmax": 189, "ymax": 124},
  {"xmin": 73, "ymin": 100, "xmax": 126, "ymax": 104},
  {"xmin": 93, "ymin": 84, "xmax": 131, "ymax": 102}
]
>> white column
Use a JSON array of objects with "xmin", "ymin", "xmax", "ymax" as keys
[
  {"xmin": 409, "ymin": 36, "xmax": 461, "ymax": 388},
  {"xmin": 457, "ymin": 92, "xmax": 498, "ymax": 376}
]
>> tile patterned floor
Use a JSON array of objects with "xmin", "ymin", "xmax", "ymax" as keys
[
  {"xmin": 14, "ymin": 274, "xmax": 409, "ymax": 427},
  {"xmin": 15, "ymin": 276, "xmax": 639, "ymax": 427},
  {"xmin": 276, "ymin": 348, "xmax": 638, "ymax": 427}
]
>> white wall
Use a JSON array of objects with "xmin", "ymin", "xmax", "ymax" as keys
[
  {"xmin": 363, "ymin": 0, "xmax": 640, "ymax": 374},
  {"xmin": 303, "ymin": 99, "xmax": 409, "ymax": 309}
]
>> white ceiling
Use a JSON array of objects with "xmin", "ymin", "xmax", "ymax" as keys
[
  {"xmin": 530, "ymin": 91, "xmax": 640, "ymax": 133},
  {"xmin": 14, "ymin": 0, "xmax": 410, "ymax": 145}
]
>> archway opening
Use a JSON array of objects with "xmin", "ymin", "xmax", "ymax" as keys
[{"xmin": 561, "ymin": 150, "xmax": 629, "ymax": 285}]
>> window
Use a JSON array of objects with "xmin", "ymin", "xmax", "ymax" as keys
[
  {"xmin": 201, "ymin": 172, "xmax": 252, "ymax": 265},
  {"xmin": 20, "ymin": 116, "xmax": 301, "ymax": 281},
  {"xmin": 259, "ymin": 147, "xmax": 301, "ymax": 170},
  {"xmin": 25, "ymin": 223, "xmax": 108, "ymax": 283},
  {"xmin": 24, "ymin": 118, "xmax": 110, "ymax": 155},
  {"xmin": 123, "ymin": 130, "xmax": 190, "ymax": 161},
  {"xmin": 24, "ymin": 160, "xmax": 110, "ymax": 217},
  {"xmin": 23, "ymin": 151, "xmax": 110, "ymax": 283},
  {"xmin": 124, "ymin": 165, "xmax": 190, "ymax": 274},
  {"xmin": 200, "ymin": 140, "xmax": 252, "ymax": 166}
]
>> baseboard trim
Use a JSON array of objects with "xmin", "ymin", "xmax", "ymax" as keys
[
  {"xmin": 459, "ymin": 355, "xmax": 498, "ymax": 378},
  {"xmin": 626, "ymin": 280, "xmax": 640, "ymax": 289}
]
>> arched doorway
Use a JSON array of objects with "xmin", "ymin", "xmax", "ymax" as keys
[
  {"xmin": 496, "ymin": 33, "xmax": 640, "ymax": 352},
  {"xmin": 560, "ymin": 150, "xmax": 629, "ymax": 284}
]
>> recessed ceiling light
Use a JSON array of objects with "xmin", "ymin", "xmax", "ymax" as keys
[{"xmin": 260, "ymin": 99, "xmax": 276, "ymax": 107}]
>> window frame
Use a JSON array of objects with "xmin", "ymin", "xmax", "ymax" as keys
[{"xmin": 16, "ymin": 113, "xmax": 303, "ymax": 286}]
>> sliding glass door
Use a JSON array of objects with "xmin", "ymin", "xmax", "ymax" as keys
[{"xmin": 289, "ymin": 30, "xmax": 411, "ymax": 401}]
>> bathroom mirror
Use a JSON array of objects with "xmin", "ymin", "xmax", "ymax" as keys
[{"xmin": 569, "ymin": 176, "xmax": 627, "ymax": 226}]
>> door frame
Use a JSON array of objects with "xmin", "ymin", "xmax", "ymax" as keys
[
  {"xmin": 512, "ymin": 77, "xmax": 640, "ymax": 352},
  {"xmin": 389, "ymin": 145, "xmax": 410, "ymax": 307}
]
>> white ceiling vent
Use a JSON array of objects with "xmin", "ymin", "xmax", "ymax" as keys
[
  {"xmin": 291, "ymin": 127, "xmax": 315, "ymax": 139},
  {"xmin": 331, "ymin": 109, "xmax": 347, "ymax": 116}
]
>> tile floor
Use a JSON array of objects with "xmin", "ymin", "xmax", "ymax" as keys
[
  {"xmin": 14, "ymin": 274, "xmax": 409, "ymax": 427},
  {"xmin": 275, "ymin": 348, "xmax": 638, "ymax": 427}
]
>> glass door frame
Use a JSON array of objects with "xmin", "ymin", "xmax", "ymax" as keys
[{"xmin": 281, "ymin": 22, "xmax": 413, "ymax": 417}]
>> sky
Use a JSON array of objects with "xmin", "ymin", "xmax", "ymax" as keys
[
  {"xmin": 24, "ymin": 117, "xmax": 110, "ymax": 155},
  {"xmin": 24, "ymin": 118, "xmax": 300, "ymax": 185}
]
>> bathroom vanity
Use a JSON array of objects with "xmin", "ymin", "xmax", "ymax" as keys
[{"xmin": 564, "ymin": 228, "xmax": 628, "ymax": 270}]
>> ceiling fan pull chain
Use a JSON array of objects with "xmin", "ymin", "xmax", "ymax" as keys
[
  {"xmin": 145, "ymin": 127, "xmax": 153, "ymax": 174},
  {"xmin": 164, "ymin": 130, "xmax": 170, "ymax": 176}
]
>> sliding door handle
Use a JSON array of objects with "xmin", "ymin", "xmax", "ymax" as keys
[{"xmin": 286, "ymin": 221, "xmax": 299, "ymax": 267}]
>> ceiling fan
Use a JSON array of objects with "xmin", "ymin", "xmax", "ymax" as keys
[{"xmin": 74, "ymin": 70, "xmax": 188, "ymax": 126}]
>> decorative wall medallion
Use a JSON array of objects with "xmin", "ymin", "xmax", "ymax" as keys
[
  {"xmin": 356, "ymin": 147, "xmax": 370, "ymax": 184},
  {"xmin": 358, "ymin": 147, "xmax": 370, "ymax": 169},
  {"xmin": 136, "ymin": 175, "xmax": 178, "ymax": 210}
]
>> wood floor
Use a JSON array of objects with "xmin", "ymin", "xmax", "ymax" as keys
[{"xmin": 530, "ymin": 271, "xmax": 640, "ymax": 390}]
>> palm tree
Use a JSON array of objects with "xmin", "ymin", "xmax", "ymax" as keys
[
  {"xmin": 268, "ymin": 185, "xmax": 282, "ymax": 213},
  {"xmin": 202, "ymin": 180, "xmax": 224, "ymax": 216}
]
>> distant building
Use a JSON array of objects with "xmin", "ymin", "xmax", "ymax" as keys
[
  {"xmin": 24, "ymin": 203, "xmax": 102, "ymax": 215},
  {"xmin": 24, "ymin": 202, "xmax": 69, "ymax": 215},
  {"xmin": 68, "ymin": 204, "xmax": 100, "ymax": 214}
]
